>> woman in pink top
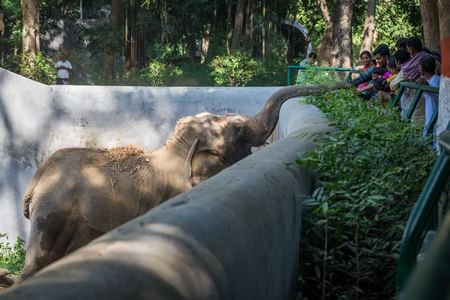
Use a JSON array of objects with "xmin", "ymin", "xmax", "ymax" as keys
[{"xmin": 357, "ymin": 50, "xmax": 372, "ymax": 89}]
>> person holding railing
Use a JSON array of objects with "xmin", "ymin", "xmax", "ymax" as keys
[
  {"xmin": 296, "ymin": 52, "xmax": 317, "ymax": 83},
  {"xmin": 400, "ymin": 36, "xmax": 427, "ymax": 124},
  {"xmin": 390, "ymin": 49, "xmax": 411, "ymax": 119},
  {"xmin": 350, "ymin": 44, "xmax": 390, "ymax": 91},
  {"xmin": 386, "ymin": 56, "xmax": 399, "ymax": 93},
  {"xmin": 417, "ymin": 55, "xmax": 441, "ymax": 141}
]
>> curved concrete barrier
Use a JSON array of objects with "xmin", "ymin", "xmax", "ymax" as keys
[
  {"xmin": 1, "ymin": 105, "xmax": 331, "ymax": 300},
  {"xmin": 0, "ymin": 67, "xmax": 281, "ymax": 244}
]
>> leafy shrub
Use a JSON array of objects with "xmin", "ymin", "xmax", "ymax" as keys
[
  {"xmin": 147, "ymin": 43, "xmax": 184, "ymax": 63},
  {"xmin": 0, "ymin": 233, "xmax": 25, "ymax": 275},
  {"xmin": 19, "ymin": 52, "xmax": 56, "ymax": 85},
  {"xmin": 247, "ymin": 58, "xmax": 287, "ymax": 86},
  {"xmin": 209, "ymin": 51, "xmax": 261, "ymax": 86},
  {"xmin": 173, "ymin": 61, "xmax": 215, "ymax": 86},
  {"xmin": 295, "ymin": 74, "xmax": 437, "ymax": 299},
  {"xmin": 139, "ymin": 60, "xmax": 183, "ymax": 86}
]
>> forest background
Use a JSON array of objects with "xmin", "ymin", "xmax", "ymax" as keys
[{"xmin": 0, "ymin": 0, "xmax": 442, "ymax": 86}]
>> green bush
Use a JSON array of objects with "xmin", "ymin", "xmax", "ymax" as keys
[
  {"xmin": 139, "ymin": 60, "xmax": 183, "ymax": 86},
  {"xmin": 19, "ymin": 52, "xmax": 56, "ymax": 85},
  {"xmin": 295, "ymin": 74, "xmax": 437, "ymax": 299},
  {"xmin": 209, "ymin": 51, "xmax": 261, "ymax": 86},
  {"xmin": 0, "ymin": 233, "xmax": 25, "ymax": 275}
]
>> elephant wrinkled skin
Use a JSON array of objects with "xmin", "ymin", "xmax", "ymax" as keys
[{"xmin": 18, "ymin": 82, "xmax": 351, "ymax": 282}]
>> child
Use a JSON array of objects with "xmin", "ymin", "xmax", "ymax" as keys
[
  {"xmin": 386, "ymin": 56, "xmax": 399, "ymax": 93},
  {"xmin": 418, "ymin": 55, "xmax": 440, "ymax": 140},
  {"xmin": 370, "ymin": 67, "xmax": 388, "ymax": 100},
  {"xmin": 373, "ymin": 77, "xmax": 392, "ymax": 106},
  {"xmin": 371, "ymin": 67, "xmax": 388, "ymax": 81}
]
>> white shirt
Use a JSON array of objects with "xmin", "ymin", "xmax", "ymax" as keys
[{"xmin": 55, "ymin": 60, "xmax": 72, "ymax": 78}]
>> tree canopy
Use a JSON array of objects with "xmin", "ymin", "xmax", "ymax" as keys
[{"xmin": 0, "ymin": 0, "xmax": 428, "ymax": 84}]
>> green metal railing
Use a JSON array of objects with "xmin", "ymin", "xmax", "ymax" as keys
[
  {"xmin": 287, "ymin": 66, "xmax": 362, "ymax": 86},
  {"xmin": 391, "ymin": 81, "xmax": 440, "ymax": 135},
  {"xmin": 397, "ymin": 124, "xmax": 450, "ymax": 296}
]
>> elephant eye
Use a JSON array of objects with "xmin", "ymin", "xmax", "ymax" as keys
[{"xmin": 204, "ymin": 150, "xmax": 220, "ymax": 156}]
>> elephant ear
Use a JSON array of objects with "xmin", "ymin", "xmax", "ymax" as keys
[{"xmin": 185, "ymin": 138, "xmax": 235, "ymax": 187}]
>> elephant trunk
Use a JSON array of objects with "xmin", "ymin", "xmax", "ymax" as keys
[{"xmin": 243, "ymin": 82, "xmax": 351, "ymax": 146}]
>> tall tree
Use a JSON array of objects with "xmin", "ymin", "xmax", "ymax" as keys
[
  {"xmin": 359, "ymin": 0, "xmax": 376, "ymax": 55},
  {"xmin": 225, "ymin": 0, "xmax": 232, "ymax": 53},
  {"xmin": 316, "ymin": 0, "xmax": 332, "ymax": 65},
  {"xmin": 102, "ymin": 0, "xmax": 121, "ymax": 81},
  {"xmin": 201, "ymin": 22, "xmax": 211, "ymax": 63},
  {"xmin": 330, "ymin": 0, "xmax": 355, "ymax": 68},
  {"xmin": 0, "ymin": 5, "xmax": 4, "ymax": 61},
  {"xmin": 127, "ymin": 0, "xmax": 139, "ymax": 71},
  {"xmin": 21, "ymin": 0, "xmax": 39, "ymax": 55},
  {"xmin": 436, "ymin": 0, "xmax": 450, "ymax": 138},
  {"xmin": 419, "ymin": 0, "xmax": 440, "ymax": 52},
  {"xmin": 243, "ymin": 0, "xmax": 254, "ymax": 52},
  {"xmin": 261, "ymin": 0, "xmax": 266, "ymax": 60},
  {"xmin": 230, "ymin": 0, "xmax": 245, "ymax": 52}
]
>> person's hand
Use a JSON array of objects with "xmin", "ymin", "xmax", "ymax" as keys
[{"xmin": 415, "ymin": 77, "xmax": 427, "ymax": 85}]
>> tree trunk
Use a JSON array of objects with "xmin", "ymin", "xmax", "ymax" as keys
[
  {"xmin": 359, "ymin": 0, "xmax": 376, "ymax": 55},
  {"xmin": 420, "ymin": 0, "xmax": 440, "ymax": 52},
  {"xmin": 102, "ymin": 0, "xmax": 121, "ymax": 81},
  {"xmin": 0, "ymin": 6, "xmax": 4, "ymax": 61},
  {"xmin": 21, "ymin": 0, "xmax": 40, "ymax": 55},
  {"xmin": 187, "ymin": 31, "xmax": 197, "ymax": 62},
  {"xmin": 230, "ymin": 0, "xmax": 245, "ymax": 52},
  {"xmin": 226, "ymin": 0, "xmax": 232, "ymax": 54},
  {"xmin": 201, "ymin": 23, "xmax": 211, "ymax": 64},
  {"xmin": 436, "ymin": 0, "xmax": 450, "ymax": 138},
  {"xmin": 330, "ymin": 0, "xmax": 355, "ymax": 68},
  {"xmin": 261, "ymin": 0, "xmax": 266, "ymax": 60},
  {"xmin": 316, "ymin": 0, "xmax": 332, "ymax": 65},
  {"xmin": 243, "ymin": 0, "xmax": 254, "ymax": 53},
  {"xmin": 127, "ymin": 0, "xmax": 138, "ymax": 71}
]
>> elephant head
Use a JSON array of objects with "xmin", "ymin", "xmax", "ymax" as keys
[{"xmin": 164, "ymin": 82, "xmax": 351, "ymax": 186}]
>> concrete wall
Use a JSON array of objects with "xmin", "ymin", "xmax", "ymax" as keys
[
  {"xmin": 0, "ymin": 67, "xmax": 282, "ymax": 244},
  {"xmin": 1, "ymin": 103, "xmax": 331, "ymax": 300}
]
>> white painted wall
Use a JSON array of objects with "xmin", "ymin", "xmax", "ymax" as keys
[{"xmin": 0, "ymin": 67, "xmax": 282, "ymax": 244}]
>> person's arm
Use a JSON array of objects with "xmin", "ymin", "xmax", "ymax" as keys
[
  {"xmin": 350, "ymin": 68, "xmax": 374, "ymax": 86},
  {"xmin": 357, "ymin": 83, "xmax": 374, "ymax": 93},
  {"xmin": 66, "ymin": 62, "xmax": 73, "ymax": 73}
]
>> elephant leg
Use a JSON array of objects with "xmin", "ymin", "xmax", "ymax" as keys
[
  {"xmin": 17, "ymin": 212, "xmax": 105, "ymax": 283},
  {"xmin": 17, "ymin": 212, "xmax": 75, "ymax": 283}
]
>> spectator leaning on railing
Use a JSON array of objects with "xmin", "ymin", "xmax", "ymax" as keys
[
  {"xmin": 417, "ymin": 54, "xmax": 441, "ymax": 141},
  {"xmin": 390, "ymin": 49, "xmax": 411, "ymax": 119},
  {"xmin": 400, "ymin": 36, "xmax": 427, "ymax": 124},
  {"xmin": 350, "ymin": 44, "xmax": 390, "ymax": 88}
]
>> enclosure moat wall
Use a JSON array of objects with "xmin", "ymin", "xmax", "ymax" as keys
[{"xmin": 0, "ymin": 67, "xmax": 332, "ymax": 299}]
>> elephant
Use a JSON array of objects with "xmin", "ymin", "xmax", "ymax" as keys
[{"xmin": 17, "ymin": 82, "xmax": 351, "ymax": 283}]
